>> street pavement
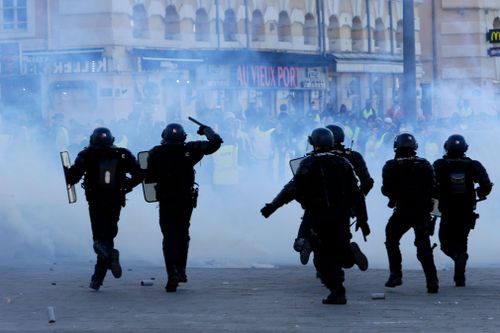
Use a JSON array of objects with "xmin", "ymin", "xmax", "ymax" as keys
[{"xmin": 2, "ymin": 261, "xmax": 500, "ymax": 332}]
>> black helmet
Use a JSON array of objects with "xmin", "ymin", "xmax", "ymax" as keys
[
  {"xmin": 326, "ymin": 124, "xmax": 345, "ymax": 144},
  {"xmin": 444, "ymin": 134, "xmax": 468, "ymax": 154},
  {"xmin": 90, "ymin": 127, "xmax": 114, "ymax": 147},
  {"xmin": 393, "ymin": 133, "xmax": 418, "ymax": 151},
  {"xmin": 308, "ymin": 127, "xmax": 334, "ymax": 147},
  {"xmin": 161, "ymin": 123, "xmax": 187, "ymax": 143}
]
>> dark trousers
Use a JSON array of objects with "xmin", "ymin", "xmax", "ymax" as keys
[
  {"xmin": 385, "ymin": 209, "xmax": 437, "ymax": 282},
  {"xmin": 304, "ymin": 209, "xmax": 353, "ymax": 295},
  {"xmin": 159, "ymin": 197, "xmax": 194, "ymax": 279},
  {"xmin": 439, "ymin": 210, "xmax": 473, "ymax": 259},
  {"xmin": 88, "ymin": 198, "xmax": 122, "ymax": 282}
]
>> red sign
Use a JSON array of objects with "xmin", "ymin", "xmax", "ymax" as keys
[{"xmin": 236, "ymin": 65, "xmax": 299, "ymax": 88}]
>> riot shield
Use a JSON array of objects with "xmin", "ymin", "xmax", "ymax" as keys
[
  {"xmin": 60, "ymin": 151, "xmax": 77, "ymax": 204},
  {"xmin": 289, "ymin": 156, "xmax": 305, "ymax": 175},
  {"xmin": 137, "ymin": 151, "xmax": 157, "ymax": 203}
]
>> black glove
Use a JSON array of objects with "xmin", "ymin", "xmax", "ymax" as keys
[
  {"xmin": 355, "ymin": 219, "xmax": 371, "ymax": 238},
  {"xmin": 387, "ymin": 199, "xmax": 396, "ymax": 208},
  {"xmin": 261, "ymin": 203, "xmax": 277, "ymax": 218},
  {"xmin": 197, "ymin": 125, "xmax": 208, "ymax": 135}
]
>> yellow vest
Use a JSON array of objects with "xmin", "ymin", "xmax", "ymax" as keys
[{"xmin": 212, "ymin": 144, "xmax": 239, "ymax": 185}]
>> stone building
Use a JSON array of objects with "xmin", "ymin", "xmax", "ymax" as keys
[
  {"xmin": 0, "ymin": 0, "xmax": 418, "ymax": 126},
  {"xmin": 420, "ymin": 0, "xmax": 500, "ymax": 118}
]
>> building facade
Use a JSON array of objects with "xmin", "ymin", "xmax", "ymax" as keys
[
  {"xmin": 420, "ymin": 0, "xmax": 500, "ymax": 118},
  {"xmin": 0, "ymin": 0, "xmax": 418, "ymax": 126}
]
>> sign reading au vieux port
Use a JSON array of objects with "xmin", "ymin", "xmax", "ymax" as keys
[{"xmin": 235, "ymin": 65, "xmax": 326, "ymax": 89}]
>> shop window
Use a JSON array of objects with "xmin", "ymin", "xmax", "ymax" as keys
[
  {"xmin": 195, "ymin": 8, "xmax": 210, "ymax": 42},
  {"xmin": 374, "ymin": 18, "xmax": 385, "ymax": 52},
  {"xmin": 223, "ymin": 8, "xmax": 237, "ymax": 41},
  {"xmin": 493, "ymin": 17, "xmax": 500, "ymax": 29},
  {"xmin": 327, "ymin": 15, "xmax": 340, "ymax": 51},
  {"xmin": 396, "ymin": 20, "xmax": 403, "ymax": 49},
  {"xmin": 48, "ymin": 81, "xmax": 97, "ymax": 114},
  {"xmin": 1, "ymin": 0, "xmax": 27, "ymax": 31},
  {"xmin": 352, "ymin": 16, "xmax": 363, "ymax": 52},
  {"xmin": 132, "ymin": 4, "xmax": 149, "ymax": 39},
  {"xmin": 251, "ymin": 10, "xmax": 265, "ymax": 42},
  {"xmin": 278, "ymin": 11, "xmax": 291, "ymax": 42},
  {"xmin": 165, "ymin": 5, "xmax": 180, "ymax": 40},
  {"xmin": 304, "ymin": 13, "xmax": 317, "ymax": 45}
]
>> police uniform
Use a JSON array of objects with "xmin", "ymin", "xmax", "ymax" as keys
[
  {"xmin": 381, "ymin": 133, "xmax": 439, "ymax": 293},
  {"xmin": 433, "ymin": 134, "xmax": 492, "ymax": 286},
  {"xmin": 261, "ymin": 128, "xmax": 369, "ymax": 305},
  {"xmin": 65, "ymin": 127, "xmax": 143, "ymax": 290},
  {"xmin": 145, "ymin": 123, "xmax": 222, "ymax": 292}
]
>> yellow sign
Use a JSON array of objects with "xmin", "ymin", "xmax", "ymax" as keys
[{"xmin": 487, "ymin": 29, "xmax": 500, "ymax": 43}]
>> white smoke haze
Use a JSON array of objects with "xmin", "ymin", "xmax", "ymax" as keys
[{"xmin": 1, "ymin": 108, "xmax": 499, "ymax": 274}]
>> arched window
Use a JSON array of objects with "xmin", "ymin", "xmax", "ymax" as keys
[
  {"xmin": 223, "ymin": 8, "xmax": 238, "ymax": 41},
  {"xmin": 396, "ymin": 20, "xmax": 403, "ymax": 49},
  {"xmin": 132, "ymin": 4, "xmax": 149, "ymax": 39},
  {"xmin": 165, "ymin": 5, "xmax": 180, "ymax": 40},
  {"xmin": 195, "ymin": 8, "xmax": 210, "ymax": 41},
  {"xmin": 304, "ymin": 13, "xmax": 317, "ymax": 45},
  {"xmin": 251, "ymin": 10, "xmax": 265, "ymax": 42},
  {"xmin": 374, "ymin": 18, "xmax": 385, "ymax": 51},
  {"xmin": 327, "ymin": 15, "xmax": 340, "ymax": 50},
  {"xmin": 493, "ymin": 17, "xmax": 500, "ymax": 29},
  {"xmin": 352, "ymin": 16, "xmax": 363, "ymax": 51},
  {"xmin": 278, "ymin": 11, "xmax": 292, "ymax": 42}
]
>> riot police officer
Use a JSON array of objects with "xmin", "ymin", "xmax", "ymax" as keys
[
  {"xmin": 326, "ymin": 124, "xmax": 374, "ymax": 195},
  {"xmin": 433, "ymin": 134, "xmax": 492, "ymax": 287},
  {"xmin": 382, "ymin": 133, "xmax": 439, "ymax": 293},
  {"xmin": 145, "ymin": 123, "xmax": 223, "ymax": 293},
  {"xmin": 65, "ymin": 127, "xmax": 143, "ymax": 291},
  {"xmin": 261, "ymin": 127, "xmax": 370, "ymax": 305}
]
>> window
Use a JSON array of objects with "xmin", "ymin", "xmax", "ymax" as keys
[
  {"xmin": 396, "ymin": 20, "xmax": 403, "ymax": 49},
  {"xmin": 223, "ymin": 8, "xmax": 237, "ymax": 41},
  {"xmin": 304, "ymin": 13, "xmax": 317, "ymax": 45},
  {"xmin": 352, "ymin": 17, "xmax": 363, "ymax": 52},
  {"xmin": 195, "ymin": 8, "xmax": 210, "ymax": 42},
  {"xmin": 278, "ymin": 11, "xmax": 291, "ymax": 42},
  {"xmin": 374, "ymin": 18, "xmax": 385, "ymax": 51},
  {"xmin": 493, "ymin": 17, "xmax": 500, "ymax": 29},
  {"xmin": 132, "ymin": 4, "xmax": 149, "ymax": 39},
  {"xmin": 1, "ymin": 0, "xmax": 27, "ymax": 31},
  {"xmin": 251, "ymin": 10, "xmax": 265, "ymax": 42},
  {"xmin": 165, "ymin": 5, "xmax": 180, "ymax": 40},
  {"xmin": 327, "ymin": 15, "xmax": 340, "ymax": 50}
]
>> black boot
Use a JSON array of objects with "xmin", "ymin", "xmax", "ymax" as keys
[
  {"xmin": 349, "ymin": 242, "xmax": 368, "ymax": 271},
  {"xmin": 293, "ymin": 238, "xmax": 312, "ymax": 265},
  {"xmin": 89, "ymin": 259, "xmax": 107, "ymax": 291},
  {"xmin": 165, "ymin": 266, "xmax": 180, "ymax": 292},
  {"xmin": 454, "ymin": 253, "xmax": 468, "ymax": 287},
  {"xmin": 322, "ymin": 285, "xmax": 347, "ymax": 305},
  {"xmin": 178, "ymin": 268, "xmax": 188, "ymax": 283},
  {"xmin": 166, "ymin": 275, "xmax": 179, "ymax": 292},
  {"xmin": 385, "ymin": 273, "xmax": 403, "ymax": 288},
  {"xmin": 427, "ymin": 278, "xmax": 439, "ymax": 294},
  {"xmin": 110, "ymin": 249, "xmax": 122, "ymax": 279}
]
